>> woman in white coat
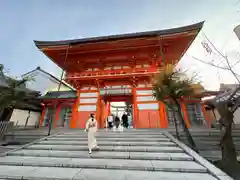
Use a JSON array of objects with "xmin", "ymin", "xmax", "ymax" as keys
[{"xmin": 85, "ymin": 113, "xmax": 99, "ymax": 154}]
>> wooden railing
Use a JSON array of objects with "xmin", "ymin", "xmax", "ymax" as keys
[{"xmin": 0, "ymin": 121, "xmax": 14, "ymax": 140}]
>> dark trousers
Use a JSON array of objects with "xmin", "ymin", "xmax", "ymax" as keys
[
  {"xmin": 108, "ymin": 122, "xmax": 113, "ymax": 128},
  {"xmin": 123, "ymin": 120, "xmax": 128, "ymax": 128},
  {"xmin": 115, "ymin": 121, "xmax": 120, "ymax": 128}
]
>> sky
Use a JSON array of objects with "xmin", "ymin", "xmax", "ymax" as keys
[{"xmin": 1, "ymin": 0, "xmax": 240, "ymax": 91}]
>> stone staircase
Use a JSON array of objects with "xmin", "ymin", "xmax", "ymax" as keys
[
  {"xmin": 168, "ymin": 126, "xmax": 240, "ymax": 161},
  {"xmin": 0, "ymin": 129, "xmax": 231, "ymax": 179},
  {"xmin": 3, "ymin": 127, "xmax": 68, "ymax": 144},
  {"xmin": 0, "ymin": 127, "xmax": 69, "ymax": 154}
]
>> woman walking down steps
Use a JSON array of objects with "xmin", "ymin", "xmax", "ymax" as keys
[{"xmin": 85, "ymin": 113, "xmax": 99, "ymax": 154}]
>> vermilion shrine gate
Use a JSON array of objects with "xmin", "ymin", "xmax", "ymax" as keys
[{"xmin": 35, "ymin": 21, "xmax": 216, "ymax": 129}]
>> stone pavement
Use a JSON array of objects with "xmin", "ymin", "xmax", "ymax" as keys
[{"xmin": 0, "ymin": 129, "xmax": 233, "ymax": 180}]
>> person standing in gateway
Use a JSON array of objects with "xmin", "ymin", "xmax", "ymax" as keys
[
  {"xmin": 122, "ymin": 112, "xmax": 129, "ymax": 128},
  {"xmin": 107, "ymin": 114, "xmax": 114, "ymax": 129},
  {"xmin": 85, "ymin": 113, "xmax": 99, "ymax": 154}
]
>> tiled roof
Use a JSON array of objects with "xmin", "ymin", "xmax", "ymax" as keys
[
  {"xmin": 34, "ymin": 21, "xmax": 204, "ymax": 48},
  {"xmin": 215, "ymin": 87, "xmax": 240, "ymax": 103},
  {"xmin": 204, "ymin": 86, "xmax": 240, "ymax": 107},
  {"xmin": 40, "ymin": 90, "xmax": 77, "ymax": 99}
]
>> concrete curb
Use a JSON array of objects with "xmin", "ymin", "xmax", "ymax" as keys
[
  {"xmin": 1, "ymin": 132, "xmax": 60, "ymax": 157},
  {"xmin": 164, "ymin": 131, "xmax": 234, "ymax": 180}
]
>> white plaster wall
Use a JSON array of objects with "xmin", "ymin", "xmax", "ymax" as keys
[
  {"xmin": 47, "ymin": 85, "xmax": 71, "ymax": 93},
  {"xmin": 78, "ymin": 105, "xmax": 97, "ymax": 111},
  {"xmin": 234, "ymin": 108, "xmax": 240, "ymax": 124},
  {"xmin": 80, "ymin": 98, "xmax": 98, "ymax": 103},
  {"xmin": 136, "ymin": 90, "xmax": 153, "ymax": 95},
  {"xmin": 23, "ymin": 70, "xmax": 72, "ymax": 95},
  {"xmin": 137, "ymin": 103, "xmax": 159, "ymax": 110},
  {"xmin": 80, "ymin": 92, "xmax": 98, "ymax": 97},
  {"xmin": 28, "ymin": 111, "xmax": 41, "ymax": 126},
  {"xmin": 137, "ymin": 96, "xmax": 155, "ymax": 102},
  {"xmin": 9, "ymin": 109, "xmax": 41, "ymax": 126},
  {"xmin": 9, "ymin": 109, "xmax": 28, "ymax": 126}
]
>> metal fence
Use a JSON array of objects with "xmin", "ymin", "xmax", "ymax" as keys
[{"xmin": 0, "ymin": 121, "xmax": 14, "ymax": 140}]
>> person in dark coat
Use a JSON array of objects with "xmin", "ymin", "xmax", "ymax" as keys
[
  {"xmin": 114, "ymin": 116, "xmax": 120, "ymax": 128},
  {"xmin": 122, "ymin": 112, "xmax": 128, "ymax": 128}
]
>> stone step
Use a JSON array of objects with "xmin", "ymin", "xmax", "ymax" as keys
[
  {"xmin": 172, "ymin": 131, "xmax": 240, "ymax": 135},
  {"xmin": 56, "ymin": 133, "xmax": 166, "ymax": 138},
  {"xmin": 0, "ymin": 165, "xmax": 219, "ymax": 180},
  {"xmin": 171, "ymin": 130, "xmax": 240, "ymax": 133},
  {"xmin": 4, "ymin": 130, "xmax": 164, "ymax": 136},
  {"xmin": 47, "ymin": 137, "xmax": 171, "ymax": 142},
  {"xmin": 0, "ymin": 146, "xmax": 21, "ymax": 154},
  {"xmin": 25, "ymin": 144, "xmax": 184, "ymax": 152},
  {"xmin": 196, "ymin": 145, "xmax": 240, "ymax": 151},
  {"xmin": 0, "ymin": 156, "xmax": 207, "ymax": 173},
  {"xmin": 199, "ymin": 150, "xmax": 222, "ymax": 161},
  {"xmin": 62, "ymin": 132, "xmax": 166, "ymax": 135},
  {"xmin": 54, "ymin": 134, "xmax": 166, "ymax": 138},
  {"xmin": 5, "ymin": 133, "xmax": 44, "ymax": 136},
  {"xmin": 39, "ymin": 140, "xmax": 176, "ymax": 146},
  {"xmin": 179, "ymin": 136, "xmax": 240, "ymax": 141},
  {"xmin": 7, "ymin": 149, "xmax": 193, "ymax": 161},
  {"xmin": 4, "ymin": 136, "xmax": 44, "ymax": 141},
  {"xmin": 179, "ymin": 141, "xmax": 240, "ymax": 150},
  {"xmin": 198, "ymin": 150, "xmax": 240, "ymax": 161}
]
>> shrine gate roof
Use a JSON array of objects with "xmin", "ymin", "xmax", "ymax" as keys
[
  {"xmin": 34, "ymin": 21, "xmax": 204, "ymax": 48},
  {"xmin": 33, "ymin": 22, "xmax": 204, "ymax": 73}
]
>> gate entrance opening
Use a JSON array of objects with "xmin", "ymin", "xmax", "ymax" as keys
[{"xmin": 98, "ymin": 88, "xmax": 133, "ymax": 128}]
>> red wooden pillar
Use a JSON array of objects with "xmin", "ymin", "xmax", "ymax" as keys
[
  {"xmin": 159, "ymin": 101, "xmax": 168, "ymax": 128},
  {"xmin": 107, "ymin": 102, "xmax": 111, "ymax": 116},
  {"xmin": 70, "ymin": 91, "xmax": 80, "ymax": 128},
  {"xmin": 201, "ymin": 104, "xmax": 211, "ymax": 128},
  {"xmin": 132, "ymin": 86, "xmax": 138, "ymax": 128},
  {"xmin": 40, "ymin": 106, "xmax": 46, "ymax": 127},
  {"xmin": 54, "ymin": 104, "xmax": 61, "ymax": 128},
  {"xmin": 181, "ymin": 102, "xmax": 190, "ymax": 128},
  {"xmin": 104, "ymin": 101, "xmax": 108, "ymax": 128},
  {"xmin": 96, "ymin": 90, "xmax": 102, "ymax": 127}
]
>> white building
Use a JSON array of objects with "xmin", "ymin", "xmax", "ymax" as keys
[
  {"xmin": 22, "ymin": 66, "xmax": 74, "ymax": 95},
  {"xmin": 8, "ymin": 67, "xmax": 75, "ymax": 127}
]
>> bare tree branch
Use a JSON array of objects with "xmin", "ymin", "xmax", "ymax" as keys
[
  {"xmin": 201, "ymin": 33, "xmax": 240, "ymax": 83},
  {"xmin": 225, "ymin": 55, "xmax": 240, "ymax": 83},
  {"xmin": 203, "ymin": 33, "xmax": 227, "ymax": 59},
  {"xmin": 232, "ymin": 58, "xmax": 240, "ymax": 66},
  {"xmin": 192, "ymin": 56, "xmax": 230, "ymax": 70}
]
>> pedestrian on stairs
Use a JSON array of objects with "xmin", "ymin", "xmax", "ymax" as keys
[
  {"xmin": 107, "ymin": 114, "xmax": 114, "ymax": 129},
  {"xmin": 85, "ymin": 113, "xmax": 99, "ymax": 154},
  {"xmin": 122, "ymin": 112, "xmax": 129, "ymax": 128}
]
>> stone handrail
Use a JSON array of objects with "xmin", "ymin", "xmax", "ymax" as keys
[{"xmin": 0, "ymin": 121, "xmax": 14, "ymax": 140}]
